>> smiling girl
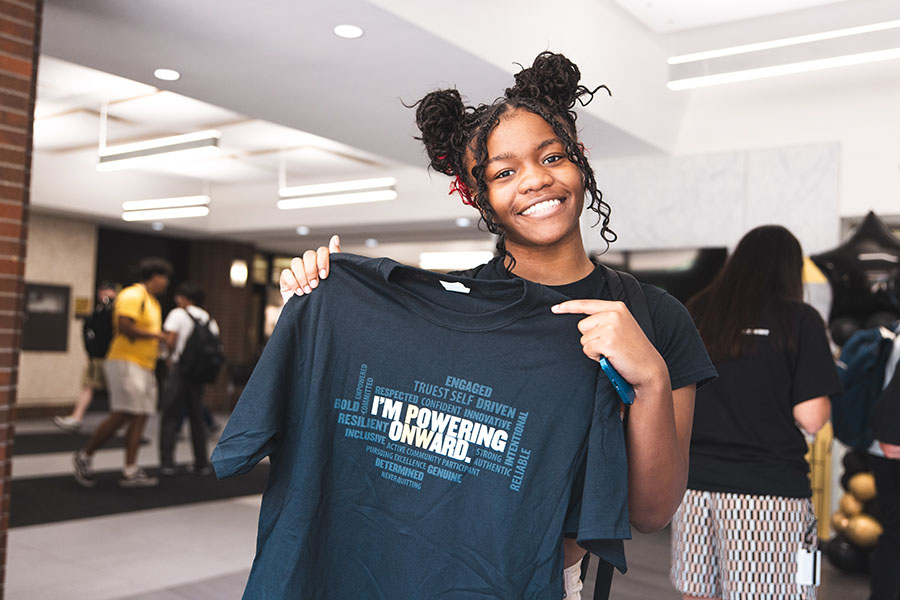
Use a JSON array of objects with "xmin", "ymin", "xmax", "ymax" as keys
[{"xmin": 281, "ymin": 52, "xmax": 716, "ymax": 599}]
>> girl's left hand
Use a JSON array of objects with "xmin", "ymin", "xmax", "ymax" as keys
[{"xmin": 551, "ymin": 299, "xmax": 668, "ymax": 391}]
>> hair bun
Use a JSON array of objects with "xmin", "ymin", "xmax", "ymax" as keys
[
  {"xmin": 505, "ymin": 51, "xmax": 591, "ymax": 112},
  {"xmin": 415, "ymin": 89, "xmax": 468, "ymax": 176}
]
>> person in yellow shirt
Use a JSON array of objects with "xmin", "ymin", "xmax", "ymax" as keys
[{"xmin": 73, "ymin": 258, "xmax": 172, "ymax": 488}]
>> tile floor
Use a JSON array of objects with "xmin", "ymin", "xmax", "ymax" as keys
[{"xmin": 6, "ymin": 414, "xmax": 873, "ymax": 599}]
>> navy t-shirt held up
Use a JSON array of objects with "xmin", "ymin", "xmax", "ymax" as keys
[{"xmin": 212, "ymin": 254, "xmax": 632, "ymax": 599}]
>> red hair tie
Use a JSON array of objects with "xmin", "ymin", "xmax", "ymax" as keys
[{"xmin": 449, "ymin": 175, "xmax": 476, "ymax": 207}]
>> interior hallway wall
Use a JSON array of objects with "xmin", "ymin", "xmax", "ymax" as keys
[
  {"xmin": 674, "ymin": 62, "xmax": 900, "ymax": 220},
  {"xmin": 18, "ymin": 212, "xmax": 96, "ymax": 408},
  {"xmin": 582, "ymin": 143, "xmax": 840, "ymax": 256},
  {"xmin": 0, "ymin": 0, "xmax": 42, "ymax": 594}
]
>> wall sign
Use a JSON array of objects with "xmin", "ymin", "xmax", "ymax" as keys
[{"xmin": 23, "ymin": 283, "xmax": 70, "ymax": 352}]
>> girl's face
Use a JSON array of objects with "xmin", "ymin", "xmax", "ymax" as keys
[{"xmin": 473, "ymin": 109, "xmax": 585, "ymax": 252}]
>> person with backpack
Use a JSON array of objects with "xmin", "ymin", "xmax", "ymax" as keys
[
  {"xmin": 869, "ymin": 322, "xmax": 900, "ymax": 600},
  {"xmin": 669, "ymin": 226, "xmax": 841, "ymax": 600},
  {"xmin": 159, "ymin": 282, "xmax": 222, "ymax": 476},
  {"xmin": 73, "ymin": 258, "xmax": 172, "ymax": 488},
  {"xmin": 53, "ymin": 283, "xmax": 116, "ymax": 432},
  {"xmin": 272, "ymin": 52, "xmax": 716, "ymax": 599}
]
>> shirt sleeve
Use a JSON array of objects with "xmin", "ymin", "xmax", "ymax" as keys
[
  {"xmin": 648, "ymin": 289, "xmax": 717, "ymax": 391},
  {"xmin": 115, "ymin": 287, "xmax": 145, "ymax": 321},
  {"xmin": 791, "ymin": 304, "xmax": 842, "ymax": 405},
  {"xmin": 163, "ymin": 307, "xmax": 186, "ymax": 333},
  {"xmin": 211, "ymin": 298, "xmax": 302, "ymax": 478}
]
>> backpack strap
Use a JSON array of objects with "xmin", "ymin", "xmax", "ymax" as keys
[
  {"xmin": 597, "ymin": 264, "xmax": 656, "ymax": 346},
  {"xmin": 586, "ymin": 264, "xmax": 656, "ymax": 600}
]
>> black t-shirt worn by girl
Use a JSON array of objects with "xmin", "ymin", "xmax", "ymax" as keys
[{"xmin": 688, "ymin": 301, "xmax": 841, "ymax": 498}]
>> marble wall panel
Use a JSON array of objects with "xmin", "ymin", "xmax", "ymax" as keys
[
  {"xmin": 744, "ymin": 144, "xmax": 841, "ymax": 255},
  {"xmin": 581, "ymin": 143, "xmax": 840, "ymax": 256}
]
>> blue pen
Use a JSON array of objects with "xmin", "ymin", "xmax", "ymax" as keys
[{"xmin": 598, "ymin": 356, "xmax": 635, "ymax": 405}]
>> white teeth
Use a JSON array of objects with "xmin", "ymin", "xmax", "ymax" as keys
[{"xmin": 521, "ymin": 199, "xmax": 561, "ymax": 216}]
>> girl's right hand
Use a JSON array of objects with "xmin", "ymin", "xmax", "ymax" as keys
[{"xmin": 279, "ymin": 235, "xmax": 341, "ymax": 303}]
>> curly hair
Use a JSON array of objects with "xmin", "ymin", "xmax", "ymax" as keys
[{"xmin": 413, "ymin": 51, "xmax": 615, "ymax": 263}]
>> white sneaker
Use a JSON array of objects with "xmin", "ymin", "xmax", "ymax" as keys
[
  {"xmin": 118, "ymin": 468, "xmax": 158, "ymax": 488},
  {"xmin": 54, "ymin": 415, "xmax": 81, "ymax": 433},
  {"xmin": 73, "ymin": 452, "xmax": 96, "ymax": 488}
]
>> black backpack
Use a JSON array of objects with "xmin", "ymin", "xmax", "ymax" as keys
[
  {"xmin": 83, "ymin": 304, "xmax": 114, "ymax": 358},
  {"xmin": 179, "ymin": 310, "xmax": 225, "ymax": 384}
]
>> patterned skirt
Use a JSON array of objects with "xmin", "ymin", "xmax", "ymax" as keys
[{"xmin": 670, "ymin": 489, "xmax": 818, "ymax": 600}]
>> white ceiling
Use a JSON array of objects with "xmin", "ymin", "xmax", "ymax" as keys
[
  {"xmin": 32, "ymin": 0, "xmax": 896, "ymax": 256},
  {"xmin": 612, "ymin": 0, "xmax": 849, "ymax": 33}
]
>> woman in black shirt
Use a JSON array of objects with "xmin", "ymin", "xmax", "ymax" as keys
[{"xmin": 670, "ymin": 225, "xmax": 840, "ymax": 600}]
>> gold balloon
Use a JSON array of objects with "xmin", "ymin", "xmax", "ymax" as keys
[
  {"xmin": 831, "ymin": 511, "xmax": 850, "ymax": 534},
  {"xmin": 840, "ymin": 493, "xmax": 863, "ymax": 516},
  {"xmin": 846, "ymin": 514, "xmax": 883, "ymax": 548},
  {"xmin": 849, "ymin": 472, "xmax": 877, "ymax": 502}
]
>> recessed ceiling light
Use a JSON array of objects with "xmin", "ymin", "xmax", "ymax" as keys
[
  {"xmin": 296, "ymin": 226, "xmax": 310, "ymax": 236},
  {"xmin": 455, "ymin": 217, "xmax": 472, "ymax": 228},
  {"xmin": 365, "ymin": 238, "xmax": 378, "ymax": 248},
  {"xmin": 151, "ymin": 222, "xmax": 165, "ymax": 231},
  {"xmin": 153, "ymin": 68, "xmax": 181, "ymax": 82},
  {"xmin": 333, "ymin": 24, "xmax": 364, "ymax": 39}
]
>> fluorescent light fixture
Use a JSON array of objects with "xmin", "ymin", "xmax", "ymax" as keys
[
  {"xmin": 454, "ymin": 217, "xmax": 472, "ymax": 228},
  {"xmin": 668, "ymin": 18, "xmax": 900, "ymax": 90},
  {"xmin": 365, "ymin": 238, "xmax": 378, "ymax": 248},
  {"xmin": 277, "ymin": 189, "xmax": 397, "ymax": 210},
  {"xmin": 122, "ymin": 206, "xmax": 210, "ymax": 221},
  {"xmin": 669, "ymin": 19, "xmax": 900, "ymax": 64},
  {"xmin": 296, "ymin": 226, "xmax": 311, "ymax": 236},
  {"xmin": 122, "ymin": 195, "xmax": 210, "ymax": 211},
  {"xmin": 419, "ymin": 251, "xmax": 495, "ymax": 271},
  {"xmin": 668, "ymin": 47, "xmax": 900, "ymax": 90},
  {"xmin": 278, "ymin": 177, "xmax": 396, "ymax": 199},
  {"xmin": 334, "ymin": 24, "xmax": 364, "ymax": 39},
  {"xmin": 122, "ymin": 195, "xmax": 210, "ymax": 221},
  {"xmin": 153, "ymin": 68, "xmax": 181, "ymax": 81},
  {"xmin": 98, "ymin": 130, "xmax": 221, "ymax": 171}
]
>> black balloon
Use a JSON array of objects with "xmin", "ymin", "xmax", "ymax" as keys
[
  {"xmin": 840, "ymin": 471, "xmax": 853, "ymax": 491},
  {"xmin": 811, "ymin": 211, "xmax": 900, "ymax": 335},
  {"xmin": 830, "ymin": 316, "xmax": 863, "ymax": 347},
  {"xmin": 842, "ymin": 449, "xmax": 870, "ymax": 476},
  {"xmin": 825, "ymin": 533, "xmax": 870, "ymax": 574}
]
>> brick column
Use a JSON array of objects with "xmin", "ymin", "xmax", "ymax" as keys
[{"xmin": 0, "ymin": 0, "xmax": 42, "ymax": 594}]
